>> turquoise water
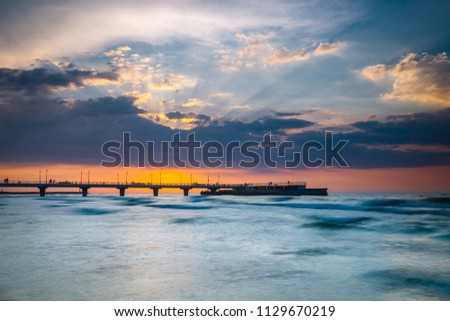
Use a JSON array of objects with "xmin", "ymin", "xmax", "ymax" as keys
[{"xmin": 0, "ymin": 193, "xmax": 449, "ymax": 300}]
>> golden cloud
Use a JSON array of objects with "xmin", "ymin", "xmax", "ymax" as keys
[
  {"xmin": 361, "ymin": 64, "xmax": 389, "ymax": 81},
  {"xmin": 362, "ymin": 52, "xmax": 450, "ymax": 106},
  {"xmin": 269, "ymin": 47, "xmax": 310, "ymax": 64},
  {"xmin": 181, "ymin": 98, "xmax": 212, "ymax": 108},
  {"xmin": 104, "ymin": 46, "xmax": 132, "ymax": 57}
]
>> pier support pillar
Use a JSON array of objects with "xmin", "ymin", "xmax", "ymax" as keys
[
  {"xmin": 181, "ymin": 188, "xmax": 191, "ymax": 196},
  {"xmin": 209, "ymin": 188, "xmax": 218, "ymax": 194},
  {"xmin": 152, "ymin": 188, "xmax": 159, "ymax": 196},
  {"xmin": 81, "ymin": 187, "xmax": 89, "ymax": 197},
  {"xmin": 118, "ymin": 187, "xmax": 127, "ymax": 197},
  {"xmin": 38, "ymin": 187, "xmax": 47, "ymax": 197}
]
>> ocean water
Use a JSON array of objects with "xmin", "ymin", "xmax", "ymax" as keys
[{"xmin": 0, "ymin": 193, "xmax": 449, "ymax": 301}]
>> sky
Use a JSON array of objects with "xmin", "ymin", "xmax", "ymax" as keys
[{"xmin": 0, "ymin": 0, "xmax": 449, "ymax": 192}]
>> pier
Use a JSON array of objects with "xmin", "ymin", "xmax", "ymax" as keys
[{"xmin": 0, "ymin": 181, "xmax": 244, "ymax": 197}]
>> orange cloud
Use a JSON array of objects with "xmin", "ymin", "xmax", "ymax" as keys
[
  {"xmin": 362, "ymin": 52, "xmax": 450, "ymax": 106},
  {"xmin": 313, "ymin": 42, "xmax": 344, "ymax": 56},
  {"xmin": 104, "ymin": 46, "xmax": 132, "ymax": 57},
  {"xmin": 219, "ymin": 33, "xmax": 344, "ymax": 72},
  {"xmin": 181, "ymin": 98, "xmax": 212, "ymax": 108},
  {"xmin": 269, "ymin": 47, "xmax": 310, "ymax": 64}
]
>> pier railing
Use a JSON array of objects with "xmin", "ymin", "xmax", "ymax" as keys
[
  {"xmin": 246, "ymin": 181, "xmax": 306, "ymax": 187},
  {"xmin": 0, "ymin": 180, "xmax": 243, "ymax": 187}
]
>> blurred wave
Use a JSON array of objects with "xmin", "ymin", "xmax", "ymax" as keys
[
  {"xmin": 363, "ymin": 268, "xmax": 450, "ymax": 299},
  {"xmin": 76, "ymin": 208, "xmax": 117, "ymax": 215},
  {"xmin": 272, "ymin": 247, "xmax": 336, "ymax": 256},
  {"xmin": 1, "ymin": 193, "xmax": 449, "ymax": 300}
]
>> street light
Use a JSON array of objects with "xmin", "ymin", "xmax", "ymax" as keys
[{"xmin": 45, "ymin": 169, "xmax": 48, "ymax": 184}]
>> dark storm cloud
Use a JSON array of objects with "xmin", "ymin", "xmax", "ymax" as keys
[
  {"xmin": 163, "ymin": 111, "xmax": 212, "ymax": 126},
  {"xmin": 350, "ymin": 108, "xmax": 450, "ymax": 145},
  {"xmin": 0, "ymin": 76, "xmax": 449, "ymax": 168},
  {"xmin": 0, "ymin": 91, "xmax": 316, "ymax": 164},
  {"xmin": 197, "ymin": 116, "xmax": 314, "ymax": 139},
  {"xmin": 165, "ymin": 111, "xmax": 212, "ymax": 121},
  {"xmin": 71, "ymin": 96, "xmax": 143, "ymax": 116},
  {"xmin": 0, "ymin": 67, "xmax": 118, "ymax": 93},
  {"xmin": 0, "ymin": 95, "xmax": 171, "ymax": 164},
  {"xmin": 287, "ymin": 108, "xmax": 450, "ymax": 168},
  {"xmin": 165, "ymin": 111, "xmax": 189, "ymax": 119},
  {"xmin": 260, "ymin": 117, "xmax": 314, "ymax": 131}
]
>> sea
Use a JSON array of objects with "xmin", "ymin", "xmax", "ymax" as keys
[{"xmin": 0, "ymin": 193, "xmax": 449, "ymax": 301}]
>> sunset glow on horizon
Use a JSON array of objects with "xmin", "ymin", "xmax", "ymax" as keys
[{"xmin": 1, "ymin": 164, "xmax": 449, "ymax": 194}]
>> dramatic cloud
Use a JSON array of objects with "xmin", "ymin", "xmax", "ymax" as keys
[
  {"xmin": 70, "ymin": 96, "xmax": 143, "ymax": 116},
  {"xmin": 106, "ymin": 50, "xmax": 197, "ymax": 92},
  {"xmin": 145, "ymin": 111, "xmax": 214, "ymax": 130},
  {"xmin": 349, "ymin": 107, "xmax": 450, "ymax": 145},
  {"xmin": 0, "ymin": 67, "xmax": 118, "ymax": 93},
  {"xmin": 258, "ymin": 116, "xmax": 314, "ymax": 132},
  {"xmin": 0, "ymin": 94, "xmax": 171, "ymax": 163},
  {"xmin": 362, "ymin": 52, "xmax": 450, "ymax": 106},
  {"xmin": 287, "ymin": 108, "xmax": 450, "ymax": 168},
  {"xmin": 1, "ymin": 78, "xmax": 449, "ymax": 169}
]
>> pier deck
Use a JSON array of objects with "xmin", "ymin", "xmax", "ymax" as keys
[
  {"xmin": 0, "ymin": 180, "xmax": 323, "ymax": 197},
  {"xmin": 0, "ymin": 181, "xmax": 245, "ymax": 197}
]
